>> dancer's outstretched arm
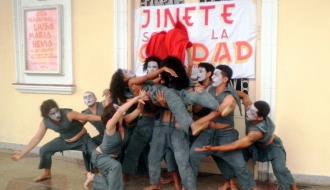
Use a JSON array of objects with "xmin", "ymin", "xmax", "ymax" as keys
[
  {"xmin": 195, "ymin": 131, "xmax": 263, "ymax": 153},
  {"xmin": 128, "ymin": 67, "xmax": 177, "ymax": 87},
  {"xmin": 106, "ymin": 90, "xmax": 147, "ymax": 134},
  {"xmin": 11, "ymin": 121, "xmax": 47, "ymax": 161}
]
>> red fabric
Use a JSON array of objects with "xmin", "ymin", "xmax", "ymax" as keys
[
  {"xmin": 145, "ymin": 31, "xmax": 168, "ymax": 60},
  {"xmin": 165, "ymin": 21, "xmax": 192, "ymax": 64},
  {"xmin": 145, "ymin": 21, "xmax": 192, "ymax": 64}
]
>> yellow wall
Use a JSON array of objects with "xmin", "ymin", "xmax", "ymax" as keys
[
  {"xmin": 277, "ymin": 0, "xmax": 330, "ymax": 176},
  {"xmin": 0, "ymin": 0, "xmax": 115, "ymax": 145}
]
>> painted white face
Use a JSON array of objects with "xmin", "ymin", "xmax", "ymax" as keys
[
  {"xmin": 83, "ymin": 92, "xmax": 96, "ymax": 107},
  {"xmin": 190, "ymin": 67, "xmax": 198, "ymax": 81},
  {"xmin": 211, "ymin": 69, "xmax": 224, "ymax": 87},
  {"xmin": 123, "ymin": 69, "xmax": 136, "ymax": 79},
  {"xmin": 197, "ymin": 67, "xmax": 207, "ymax": 82},
  {"xmin": 246, "ymin": 104, "xmax": 259, "ymax": 121},
  {"xmin": 48, "ymin": 107, "xmax": 61, "ymax": 122},
  {"xmin": 147, "ymin": 61, "xmax": 159, "ymax": 74}
]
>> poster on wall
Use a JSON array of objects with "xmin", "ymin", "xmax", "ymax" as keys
[
  {"xmin": 134, "ymin": 0, "xmax": 256, "ymax": 78},
  {"xmin": 24, "ymin": 5, "xmax": 62, "ymax": 74}
]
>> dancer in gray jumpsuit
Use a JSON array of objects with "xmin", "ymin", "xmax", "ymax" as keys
[
  {"xmin": 190, "ymin": 65, "xmax": 256, "ymax": 190},
  {"xmin": 11, "ymin": 99, "xmax": 100, "ymax": 182},
  {"xmin": 81, "ymin": 91, "xmax": 105, "ymax": 145},
  {"xmin": 195, "ymin": 91, "xmax": 297, "ymax": 190},
  {"xmin": 84, "ymin": 90, "xmax": 147, "ymax": 190}
]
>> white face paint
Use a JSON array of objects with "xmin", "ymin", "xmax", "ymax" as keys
[
  {"xmin": 197, "ymin": 67, "xmax": 207, "ymax": 82},
  {"xmin": 190, "ymin": 67, "xmax": 199, "ymax": 81},
  {"xmin": 83, "ymin": 92, "xmax": 96, "ymax": 107},
  {"xmin": 122, "ymin": 69, "xmax": 136, "ymax": 79},
  {"xmin": 211, "ymin": 69, "xmax": 224, "ymax": 87},
  {"xmin": 147, "ymin": 61, "xmax": 159, "ymax": 74},
  {"xmin": 48, "ymin": 107, "xmax": 61, "ymax": 122},
  {"xmin": 246, "ymin": 105, "xmax": 259, "ymax": 121}
]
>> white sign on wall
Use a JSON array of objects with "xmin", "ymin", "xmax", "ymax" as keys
[{"xmin": 134, "ymin": 0, "xmax": 256, "ymax": 78}]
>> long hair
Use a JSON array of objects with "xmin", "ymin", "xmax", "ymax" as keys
[
  {"xmin": 160, "ymin": 56, "xmax": 190, "ymax": 90},
  {"xmin": 109, "ymin": 69, "xmax": 127, "ymax": 104},
  {"xmin": 101, "ymin": 103, "xmax": 117, "ymax": 126}
]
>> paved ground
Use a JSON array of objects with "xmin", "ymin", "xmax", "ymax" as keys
[{"xmin": 1, "ymin": 150, "xmax": 329, "ymax": 190}]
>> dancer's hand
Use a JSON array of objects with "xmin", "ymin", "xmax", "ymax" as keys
[
  {"xmin": 137, "ymin": 101, "xmax": 145, "ymax": 111},
  {"xmin": 11, "ymin": 151, "xmax": 23, "ymax": 161},
  {"xmin": 194, "ymin": 83, "xmax": 205, "ymax": 93},
  {"xmin": 163, "ymin": 67, "xmax": 178, "ymax": 77},
  {"xmin": 156, "ymin": 90, "xmax": 167, "ymax": 108},
  {"xmin": 194, "ymin": 145, "xmax": 214, "ymax": 153},
  {"xmin": 137, "ymin": 90, "xmax": 148, "ymax": 104}
]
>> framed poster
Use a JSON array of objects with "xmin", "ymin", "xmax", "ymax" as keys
[{"xmin": 24, "ymin": 5, "xmax": 62, "ymax": 74}]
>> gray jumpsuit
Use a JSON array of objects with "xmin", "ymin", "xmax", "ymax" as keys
[
  {"xmin": 91, "ymin": 131, "xmax": 123, "ymax": 190},
  {"xmin": 40, "ymin": 109, "xmax": 96, "ymax": 171},
  {"xmin": 189, "ymin": 86, "xmax": 256, "ymax": 190},
  {"xmin": 244, "ymin": 117, "xmax": 295, "ymax": 190},
  {"xmin": 82, "ymin": 102, "xmax": 105, "ymax": 145}
]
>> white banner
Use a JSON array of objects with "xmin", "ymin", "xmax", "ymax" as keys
[{"xmin": 134, "ymin": 0, "xmax": 256, "ymax": 78}]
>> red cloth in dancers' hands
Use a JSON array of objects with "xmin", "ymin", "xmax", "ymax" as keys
[
  {"xmin": 165, "ymin": 21, "xmax": 192, "ymax": 64},
  {"xmin": 145, "ymin": 31, "xmax": 168, "ymax": 60}
]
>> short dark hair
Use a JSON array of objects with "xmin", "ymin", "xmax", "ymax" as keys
[
  {"xmin": 198, "ymin": 62, "xmax": 215, "ymax": 77},
  {"xmin": 40, "ymin": 99, "xmax": 58, "ymax": 118},
  {"xmin": 215, "ymin": 65, "xmax": 233, "ymax": 84},
  {"xmin": 160, "ymin": 56, "xmax": 190, "ymax": 90},
  {"xmin": 254, "ymin": 101, "xmax": 270, "ymax": 119},
  {"xmin": 143, "ymin": 56, "xmax": 162, "ymax": 72}
]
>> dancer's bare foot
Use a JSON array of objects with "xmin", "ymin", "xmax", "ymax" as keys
[
  {"xmin": 84, "ymin": 172, "xmax": 94, "ymax": 189},
  {"xmin": 218, "ymin": 181, "xmax": 230, "ymax": 190},
  {"xmin": 291, "ymin": 184, "xmax": 298, "ymax": 190},
  {"xmin": 143, "ymin": 185, "xmax": 161, "ymax": 190},
  {"xmin": 171, "ymin": 172, "xmax": 181, "ymax": 190},
  {"xmin": 34, "ymin": 170, "xmax": 51, "ymax": 182},
  {"xmin": 229, "ymin": 179, "xmax": 238, "ymax": 190},
  {"xmin": 160, "ymin": 176, "xmax": 173, "ymax": 185},
  {"xmin": 123, "ymin": 173, "xmax": 129, "ymax": 183}
]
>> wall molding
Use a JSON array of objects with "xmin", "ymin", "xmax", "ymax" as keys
[{"xmin": 12, "ymin": 0, "xmax": 74, "ymax": 94}]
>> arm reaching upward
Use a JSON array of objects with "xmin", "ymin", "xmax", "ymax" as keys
[
  {"xmin": 236, "ymin": 90, "xmax": 252, "ymax": 110},
  {"xmin": 124, "ymin": 101, "xmax": 145, "ymax": 125},
  {"xmin": 186, "ymin": 48, "xmax": 193, "ymax": 77},
  {"xmin": 106, "ymin": 90, "xmax": 147, "ymax": 134}
]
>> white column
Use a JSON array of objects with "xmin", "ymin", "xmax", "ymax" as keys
[
  {"xmin": 113, "ymin": 0, "xmax": 129, "ymax": 69},
  {"xmin": 257, "ymin": 0, "xmax": 278, "ymax": 181}
]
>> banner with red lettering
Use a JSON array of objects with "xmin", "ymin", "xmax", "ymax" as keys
[{"xmin": 134, "ymin": 0, "xmax": 256, "ymax": 78}]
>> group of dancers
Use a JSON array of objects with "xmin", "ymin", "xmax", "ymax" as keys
[
  {"xmin": 11, "ymin": 56, "xmax": 297, "ymax": 190},
  {"xmin": 11, "ymin": 21, "xmax": 297, "ymax": 190}
]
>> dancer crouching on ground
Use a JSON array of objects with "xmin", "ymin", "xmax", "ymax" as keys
[{"xmin": 84, "ymin": 90, "xmax": 147, "ymax": 190}]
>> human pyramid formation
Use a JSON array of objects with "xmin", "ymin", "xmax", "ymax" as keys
[{"xmin": 11, "ymin": 22, "xmax": 297, "ymax": 190}]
